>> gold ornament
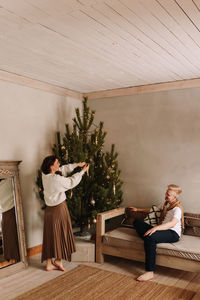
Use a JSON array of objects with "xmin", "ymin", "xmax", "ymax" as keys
[
  {"xmin": 69, "ymin": 189, "xmax": 73, "ymax": 199},
  {"xmin": 106, "ymin": 175, "xmax": 110, "ymax": 179},
  {"xmin": 95, "ymin": 136, "xmax": 98, "ymax": 145},
  {"xmin": 93, "ymin": 217, "xmax": 97, "ymax": 224},
  {"xmin": 90, "ymin": 198, "xmax": 95, "ymax": 206},
  {"xmin": 61, "ymin": 146, "xmax": 65, "ymax": 150}
]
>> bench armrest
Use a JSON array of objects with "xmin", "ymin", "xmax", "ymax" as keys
[
  {"xmin": 96, "ymin": 207, "xmax": 125, "ymax": 236},
  {"xmin": 96, "ymin": 207, "xmax": 125, "ymax": 263}
]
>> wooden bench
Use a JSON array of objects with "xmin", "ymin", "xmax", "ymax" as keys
[{"xmin": 96, "ymin": 208, "xmax": 200, "ymax": 272}]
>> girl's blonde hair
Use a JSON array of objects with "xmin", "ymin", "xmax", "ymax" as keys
[
  {"xmin": 160, "ymin": 184, "xmax": 184, "ymax": 230},
  {"xmin": 167, "ymin": 184, "xmax": 182, "ymax": 195}
]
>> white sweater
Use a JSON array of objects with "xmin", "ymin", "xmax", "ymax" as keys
[{"xmin": 42, "ymin": 163, "xmax": 84, "ymax": 207}]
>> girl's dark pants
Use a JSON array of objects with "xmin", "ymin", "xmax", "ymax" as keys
[{"xmin": 133, "ymin": 219, "xmax": 179, "ymax": 271}]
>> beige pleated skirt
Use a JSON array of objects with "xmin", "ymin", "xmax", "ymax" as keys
[
  {"xmin": 2, "ymin": 206, "xmax": 20, "ymax": 262},
  {"xmin": 41, "ymin": 201, "xmax": 76, "ymax": 262}
]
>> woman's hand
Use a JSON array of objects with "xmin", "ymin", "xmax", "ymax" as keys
[
  {"xmin": 144, "ymin": 226, "xmax": 158, "ymax": 236},
  {"xmin": 77, "ymin": 162, "xmax": 86, "ymax": 167},
  {"xmin": 82, "ymin": 163, "xmax": 89, "ymax": 173}
]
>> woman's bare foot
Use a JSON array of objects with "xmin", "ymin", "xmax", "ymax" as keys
[
  {"xmin": 46, "ymin": 261, "xmax": 59, "ymax": 272},
  {"xmin": 53, "ymin": 259, "xmax": 66, "ymax": 272},
  {"xmin": 136, "ymin": 271, "xmax": 154, "ymax": 282}
]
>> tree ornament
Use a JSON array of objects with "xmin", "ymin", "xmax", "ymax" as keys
[
  {"xmin": 90, "ymin": 198, "xmax": 95, "ymax": 206},
  {"xmin": 69, "ymin": 189, "xmax": 73, "ymax": 199},
  {"xmin": 95, "ymin": 136, "xmax": 98, "ymax": 145},
  {"xmin": 93, "ymin": 217, "xmax": 97, "ymax": 223},
  {"xmin": 106, "ymin": 175, "xmax": 110, "ymax": 179},
  {"xmin": 61, "ymin": 145, "xmax": 65, "ymax": 150}
]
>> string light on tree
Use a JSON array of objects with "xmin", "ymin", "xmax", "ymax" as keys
[
  {"xmin": 87, "ymin": 219, "xmax": 91, "ymax": 230},
  {"xmin": 113, "ymin": 184, "xmax": 116, "ymax": 195},
  {"xmin": 65, "ymin": 149, "xmax": 68, "ymax": 161}
]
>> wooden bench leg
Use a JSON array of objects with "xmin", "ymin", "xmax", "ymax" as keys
[
  {"xmin": 96, "ymin": 237, "xmax": 104, "ymax": 263},
  {"xmin": 96, "ymin": 248, "xmax": 104, "ymax": 264},
  {"xmin": 96, "ymin": 214, "xmax": 105, "ymax": 264}
]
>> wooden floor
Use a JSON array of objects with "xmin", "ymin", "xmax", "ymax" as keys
[{"xmin": 0, "ymin": 255, "xmax": 200, "ymax": 300}]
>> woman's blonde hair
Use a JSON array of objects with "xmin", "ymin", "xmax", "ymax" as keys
[{"xmin": 167, "ymin": 184, "xmax": 182, "ymax": 195}]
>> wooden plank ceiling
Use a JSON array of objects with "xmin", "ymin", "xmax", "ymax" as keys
[{"xmin": 0, "ymin": 0, "xmax": 200, "ymax": 93}]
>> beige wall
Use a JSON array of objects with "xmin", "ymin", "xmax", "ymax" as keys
[
  {"xmin": 89, "ymin": 87, "xmax": 200, "ymax": 213},
  {"xmin": 0, "ymin": 80, "xmax": 82, "ymax": 247},
  {"xmin": 1, "ymin": 79, "xmax": 200, "ymax": 248}
]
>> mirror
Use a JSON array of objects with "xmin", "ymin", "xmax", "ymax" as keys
[
  {"xmin": 0, "ymin": 177, "xmax": 20, "ymax": 266},
  {"xmin": 0, "ymin": 161, "xmax": 27, "ymax": 278}
]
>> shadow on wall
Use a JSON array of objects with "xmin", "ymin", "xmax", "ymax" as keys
[{"xmin": 56, "ymin": 97, "xmax": 82, "ymax": 133}]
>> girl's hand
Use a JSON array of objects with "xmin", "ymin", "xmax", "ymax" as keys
[
  {"xmin": 144, "ymin": 226, "xmax": 158, "ymax": 236},
  {"xmin": 127, "ymin": 206, "xmax": 138, "ymax": 212},
  {"xmin": 77, "ymin": 162, "xmax": 86, "ymax": 167}
]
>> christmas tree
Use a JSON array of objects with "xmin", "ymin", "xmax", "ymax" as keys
[{"xmin": 36, "ymin": 97, "xmax": 123, "ymax": 232}]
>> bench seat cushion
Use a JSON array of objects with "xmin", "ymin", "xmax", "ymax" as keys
[{"xmin": 103, "ymin": 227, "xmax": 200, "ymax": 262}]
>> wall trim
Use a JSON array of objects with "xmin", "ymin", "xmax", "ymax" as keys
[
  {"xmin": 0, "ymin": 69, "xmax": 82, "ymax": 99},
  {"xmin": 27, "ymin": 244, "xmax": 42, "ymax": 257},
  {"xmin": 84, "ymin": 78, "xmax": 200, "ymax": 100},
  {"xmin": 1, "ymin": 69, "xmax": 200, "ymax": 100}
]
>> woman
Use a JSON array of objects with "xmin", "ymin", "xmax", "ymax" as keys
[
  {"xmin": 41, "ymin": 155, "xmax": 89, "ymax": 272},
  {"xmin": 129, "ymin": 184, "xmax": 184, "ymax": 282}
]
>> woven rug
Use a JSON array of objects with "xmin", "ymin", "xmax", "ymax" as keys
[{"xmin": 13, "ymin": 264, "xmax": 196, "ymax": 300}]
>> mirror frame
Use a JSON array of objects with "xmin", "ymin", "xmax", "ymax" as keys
[{"xmin": 0, "ymin": 161, "xmax": 28, "ymax": 278}]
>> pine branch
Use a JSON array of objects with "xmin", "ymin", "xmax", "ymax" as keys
[{"xmin": 75, "ymin": 108, "xmax": 83, "ymax": 129}]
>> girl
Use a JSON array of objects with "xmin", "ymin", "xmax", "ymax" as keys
[{"xmin": 129, "ymin": 184, "xmax": 184, "ymax": 281}]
